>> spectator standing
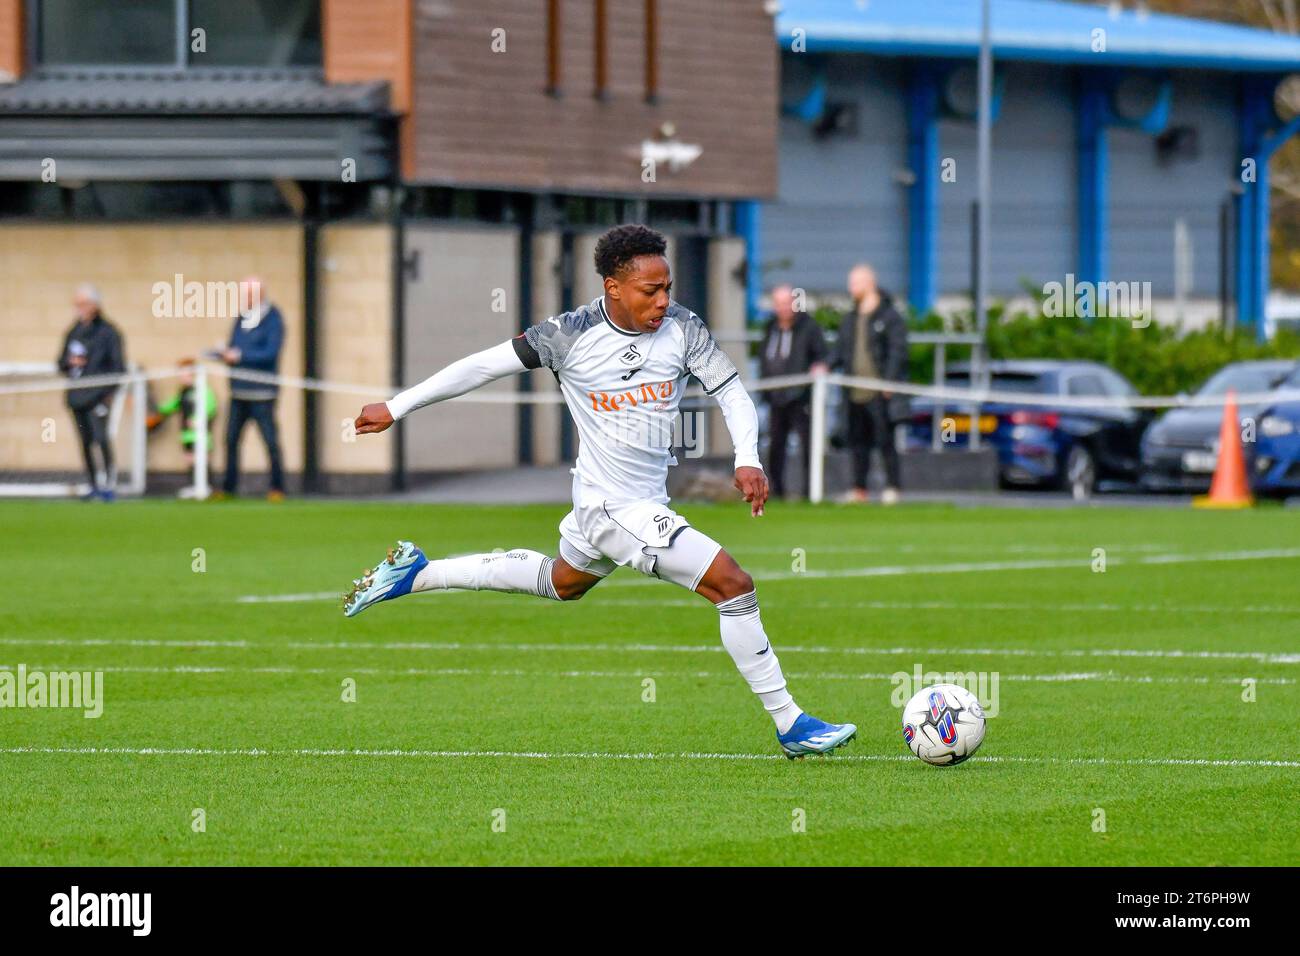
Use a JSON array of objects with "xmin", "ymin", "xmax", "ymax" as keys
[
  {"xmin": 835, "ymin": 265, "xmax": 909, "ymax": 504},
  {"xmin": 218, "ymin": 276, "xmax": 286, "ymax": 501},
  {"xmin": 56, "ymin": 284, "xmax": 125, "ymax": 501},
  {"xmin": 758, "ymin": 284, "xmax": 828, "ymax": 499}
]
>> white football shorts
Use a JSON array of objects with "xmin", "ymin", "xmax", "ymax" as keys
[{"xmin": 558, "ymin": 475, "xmax": 723, "ymax": 592}]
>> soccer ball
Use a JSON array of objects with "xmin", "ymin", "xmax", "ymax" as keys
[{"xmin": 901, "ymin": 683, "xmax": 986, "ymax": 766}]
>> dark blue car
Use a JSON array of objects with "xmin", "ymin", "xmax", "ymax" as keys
[
  {"xmin": 1251, "ymin": 363, "xmax": 1300, "ymax": 498},
  {"xmin": 907, "ymin": 360, "xmax": 1149, "ymax": 496},
  {"xmin": 1140, "ymin": 360, "xmax": 1296, "ymax": 494}
]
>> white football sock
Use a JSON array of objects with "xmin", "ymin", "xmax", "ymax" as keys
[
  {"xmin": 413, "ymin": 549, "xmax": 560, "ymax": 600},
  {"xmin": 716, "ymin": 590, "xmax": 802, "ymax": 734}
]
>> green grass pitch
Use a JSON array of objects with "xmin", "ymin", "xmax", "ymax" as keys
[{"xmin": 1, "ymin": 497, "xmax": 1297, "ymax": 866}]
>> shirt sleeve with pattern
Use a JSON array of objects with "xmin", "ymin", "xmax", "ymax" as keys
[
  {"xmin": 677, "ymin": 307, "xmax": 738, "ymax": 395},
  {"xmin": 512, "ymin": 308, "xmax": 596, "ymax": 372}
]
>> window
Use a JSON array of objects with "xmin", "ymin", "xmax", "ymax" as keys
[
  {"xmin": 189, "ymin": 0, "xmax": 320, "ymax": 67},
  {"xmin": 594, "ymin": 0, "xmax": 607, "ymax": 98},
  {"xmin": 1065, "ymin": 374, "xmax": 1107, "ymax": 397},
  {"xmin": 546, "ymin": 0, "xmax": 659, "ymax": 102},
  {"xmin": 1197, "ymin": 363, "xmax": 1293, "ymax": 397},
  {"xmin": 36, "ymin": 0, "xmax": 321, "ymax": 68},
  {"xmin": 644, "ymin": 0, "xmax": 658, "ymax": 102},
  {"xmin": 545, "ymin": 0, "xmax": 560, "ymax": 95},
  {"xmin": 39, "ymin": 0, "xmax": 176, "ymax": 66},
  {"xmin": 946, "ymin": 372, "xmax": 1052, "ymax": 394}
]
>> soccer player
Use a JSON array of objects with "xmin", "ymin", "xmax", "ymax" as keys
[{"xmin": 342, "ymin": 225, "xmax": 855, "ymax": 758}]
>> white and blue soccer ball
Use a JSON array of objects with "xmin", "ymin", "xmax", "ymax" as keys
[{"xmin": 901, "ymin": 683, "xmax": 986, "ymax": 766}]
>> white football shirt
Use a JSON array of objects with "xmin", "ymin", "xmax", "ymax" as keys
[{"xmin": 513, "ymin": 296, "xmax": 742, "ymax": 502}]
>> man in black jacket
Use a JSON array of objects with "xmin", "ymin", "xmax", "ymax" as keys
[
  {"xmin": 834, "ymin": 265, "xmax": 909, "ymax": 504},
  {"xmin": 759, "ymin": 284, "xmax": 828, "ymax": 498},
  {"xmin": 57, "ymin": 284, "xmax": 126, "ymax": 501}
]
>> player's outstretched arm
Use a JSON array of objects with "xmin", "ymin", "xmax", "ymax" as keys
[
  {"xmin": 712, "ymin": 377, "xmax": 769, "ymax": 517},
  {"xmin": 354, "ymin": 340, "xmax": 527, "ymax": 435}
]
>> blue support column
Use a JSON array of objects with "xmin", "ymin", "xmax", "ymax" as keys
[
  {"xmin": 1237, "ymin": 80, "xmax": 1271, "ymax": 340},
  {"xmin": 1233, "ymin": 185, "xmax": 1252, "ymax": 333},
  {"xmin": 906, "ymin": 65, "xmax": 940, "ymax": 315},
  {"xmin": 1252, "ymin": 149, "xmax": 1271, "ymax": 342},
  {"xmin": 733, "ymin": 200, "xmax": 761, "ymax": 324},
  {"xmin": 1077, "ymin": 73, "xmax": 1109, "ymax": 304},
  {"xmin": 1238, "ymin": 80, "xmax": 1300, "ymax": 341}
]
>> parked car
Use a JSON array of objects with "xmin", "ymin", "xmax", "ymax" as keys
[
  {"xmin": 1250, "ymin": 362, "xmax": 1300, "ymax": 498},
  {"xmin": 907, "ymin": 360, "xmax": 1150, "ymax": 496},
  {"xmin": 1140, "ymin": 360, "xmax": 1296, "ymax": 493}
]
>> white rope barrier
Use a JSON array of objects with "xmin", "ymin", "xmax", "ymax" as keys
[
  {"xmin": 4, "ymin": 361, "xmax": 1298, "ymax": 411},
  {"xmin": 6, "ymin": 355, "xmax": 1298, "ymax": 503},
  {"xmin": 823, "ymin": 372, "xmax": 1300, "ymax": 410},
  {"xmin": 0, "ymin": 365, "xmax": 190, "ymax": 396}
]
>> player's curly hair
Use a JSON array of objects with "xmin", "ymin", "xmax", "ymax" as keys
[{"xmin": 593, "ymin": 224, "xmax": 668, "ymax": 279}]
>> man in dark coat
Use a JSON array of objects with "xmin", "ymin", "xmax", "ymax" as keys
[
  {"xmin": 834, "ymin": 264, "xmax": 909, "ymax": 504},
  {"xmin": 758, "ymin": 284, "xmax": 828, "ymax": 499},
  {"xmin": 218, "ymin": 275, "xmax": 286, "ymax": 500},
  {"xmin": 57, "ymin": 284, "xmax": 126, "ymax": 501}
]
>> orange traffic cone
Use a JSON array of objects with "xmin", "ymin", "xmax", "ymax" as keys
[{"xmin": 1193, "ymin": 389, "xmax": 1253, "ymax": 509}]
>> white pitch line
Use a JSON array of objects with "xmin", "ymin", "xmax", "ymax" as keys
[
  {"xmin": 0, "ymin": 638, "xmax": 252, "ymax": 648},
  {"xmin": 0, "ymin": 746, "xmax": 1294, "ymax": 769},
  {"xmin": 745, "ymin": 546, "xmax": 1300, "ymax": 583},
  {"xmin": 234, "ymin": 546, "xmax": 1300, "ymax": 603},
  {"xmin": 236, "ymin": 588, "xmax": 507, "ymax": 603},
  {"xmin": 730, "ymin": 543, "xmax": 1181, "ymax": 556},
  {"xmin": 592, "ymin": 598, "xmax": 1300, "ymax": 615},
  {"xmin": 272, "ymin": 640, "xmax": 1300, "ymax": 665},
  {"xmin": 5, "ymin": 637, "xmax": 1298, "ymax": 664},
  {"xmin": 2, "ymin": 663, "xmax": 1292, "ymax": 686},
  {"xmin": 236, "ymin": 592, "xmax": 336, "ymax": 604}
]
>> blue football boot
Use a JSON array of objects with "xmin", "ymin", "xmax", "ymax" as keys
[
  {"xmin": 778, "ymin": 713, "xmax": 857, "ymax": 759},
  {"xmin": 343, "ymin": 540, "xmax": 428, "ymax": 618}
]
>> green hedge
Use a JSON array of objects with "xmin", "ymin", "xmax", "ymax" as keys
[{"xmin": 808, "ymin": 302, "xmax": 1300, "ymax": 396}]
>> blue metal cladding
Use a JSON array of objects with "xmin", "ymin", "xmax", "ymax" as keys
[
  {"xmin": 1107, "ymin": 74, "xmax": 1237, "ymax": 299},
  {"xmin": 765, "ymin": 53, "xmax": 911, "ymax": 297},
  {"xmin": 932, "ymin": 61, "xmax": 1074, "ymax": 300},
  {"xmin": 765, "ymin": 49, "xmax": 1261, "ymax": 310}
]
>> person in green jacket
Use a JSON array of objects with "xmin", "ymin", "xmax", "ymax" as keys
[{"xmin": 148, "ymin": 358, "xmax": 217, "ymax": 498}]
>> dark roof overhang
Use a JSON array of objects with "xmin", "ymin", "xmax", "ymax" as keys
[{"xmin": 0, "ymin": 70, "xmax": 395, "ymax": 181}]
